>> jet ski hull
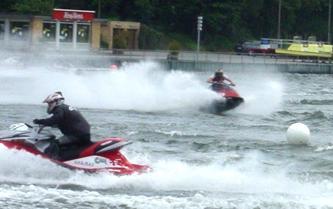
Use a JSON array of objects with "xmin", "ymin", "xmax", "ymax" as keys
[
  {"xmin": 0, "ymin": 139, "xmax": 150, "ymax": 175},
  {"xmin": 206, "ymin": 83, "xmax": 244, "ymax": 113},
  {"xmin": 0, "ymin": 125, "xmax": 151, "ymax": 175},
  {"xmin": 211, "ymin": 97, "xmax": 244, "ymax": 113}
]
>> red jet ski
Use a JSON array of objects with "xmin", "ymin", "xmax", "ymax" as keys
[
  {"xmin": 0, "ymin": 123, "xmax": 150, "ymax": 175},
  {"xmin": 209, "ymin": 83, "xmax": 244, "ymax": 113}
]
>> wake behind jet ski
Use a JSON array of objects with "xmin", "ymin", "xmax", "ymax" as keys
[
  {"xmin": 206, "ymin": 69, "xmax": 244, "ymax": 113},
  {"xmin": 0, "ymin": 123, "xmax": 150, "ymax": 175}
]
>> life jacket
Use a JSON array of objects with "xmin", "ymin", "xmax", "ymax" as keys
[{"xmin": 212, "ymin": 76, "xmax": 224, "ymax": 83}]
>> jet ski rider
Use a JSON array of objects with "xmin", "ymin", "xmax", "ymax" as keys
[
  {"xmin": 207, "ymin": 69, "xmax": 235, "ymax": 90},
  {"xmin": 33, "ymin": 92, "xmax": 91, "ymax": 158}
]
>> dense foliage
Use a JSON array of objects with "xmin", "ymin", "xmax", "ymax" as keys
[{"xmin": 0, "ymin": 0, "xmax": 331, "ymax": 51}]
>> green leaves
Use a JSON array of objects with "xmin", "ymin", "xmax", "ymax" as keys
[
  {"xmin": 2, "ymin": 0, "xmax": 332, "ymax": 50},
  {"xmin": 13, "ymin": 0, "xmax": 53, "ymax": 15}
]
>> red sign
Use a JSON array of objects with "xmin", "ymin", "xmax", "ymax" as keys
[{"xmin": 52, "ymin": 9, "xmax": 95, "ymax": 21}]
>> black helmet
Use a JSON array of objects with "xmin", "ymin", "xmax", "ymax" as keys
[{"xmin": 215, "ymin": 69, "xmax": 223, "ymax": 78}]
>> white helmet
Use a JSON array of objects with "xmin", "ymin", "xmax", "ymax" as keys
[{"xmin": 43, "ymin": 92, "xmax": 64, "ymax": 113}]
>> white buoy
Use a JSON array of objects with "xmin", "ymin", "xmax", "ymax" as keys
[{"xmin": 286, "ymin": 122, "xmax": 311, "ymax": 145}]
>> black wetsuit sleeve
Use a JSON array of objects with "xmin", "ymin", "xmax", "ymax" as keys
[{"xmin": 37, "ymin": 108, "xmax": 64, "ymax": 126}]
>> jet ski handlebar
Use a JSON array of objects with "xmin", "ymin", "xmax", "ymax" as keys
[
  {"xmin": 24, "ymin": 123, "xmax": 45, "ymax": 134},
  {"xmin": 36, "ymin": 125, "xmax": 45, "ymax": 134},
  {"xmin": 211, "ymin": 81, "xmax": 235, "ymax": 85},
  {"xmin": 24, "ymin": 123, "xmax": 33, "ymax": 128}
]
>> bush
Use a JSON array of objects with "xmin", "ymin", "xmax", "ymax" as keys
[
  {"xmin": 168, "ymin": 40, "xmax": 181, "ymax": 51},
  {"xmin": 139, "ymin": 24, "xmax": 168, "ymax": 49},
  {"xmin": 113, "ymin": 31, "xmax": 128, "ymax": 49}
]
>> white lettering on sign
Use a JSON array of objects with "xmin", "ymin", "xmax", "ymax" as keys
[{"xmin": 63, "ymin": 12, "xmax": 84, "ymax": 20}]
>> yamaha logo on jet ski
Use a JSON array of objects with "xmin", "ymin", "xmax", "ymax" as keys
[
  {"xmin": 70, "ymin": 156, "xmax": 108, "ymax": 167},
  {"xmin": 72, "ymin": 159, "xmax": 95, "ymax": 167},
  {"xmin": 94, "ymin": 156, "xmax": 107, "ymax": 164},
  {"xmin": 0, "ymin": 123, "xmax": 151, "ymax": 175}
]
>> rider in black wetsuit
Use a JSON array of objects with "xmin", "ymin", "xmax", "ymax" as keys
[{"xmin": 33, "ymin": 92, "xmax": 91, "ymax": 159}]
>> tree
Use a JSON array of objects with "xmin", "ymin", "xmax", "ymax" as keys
[
  {"xmin": 0, "ymin": 0, "xmax": 16, "ymax": 13},
  {"xmin": 13, "ymin": 0, "xmax": 53, "ymax": 15},
  {"xmin": 0, "ymin": 0, "xmax": 331, "ymax": 50}
]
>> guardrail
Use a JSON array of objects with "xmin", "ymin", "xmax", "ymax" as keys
[
  {"xmin": 97, "ymin": 49, "xmax": 333, "ymax": 65},
  {"xmin": 1, "ymin": 43, "xmax": 333, "ymax": 66}
]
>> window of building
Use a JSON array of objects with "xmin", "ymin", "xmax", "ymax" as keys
[
  {"xmin": 42, "ymin": 22, "xmax": 56, "ymax": 41},
  {"xmin": 10, "ymin": 21, "xmax": 29, "ymax": 40},
  {"xmin": 60, "ymin": 23, "xmax": 73, "ymax": 42},
  {"xmin": 0, "ymin": 21, "xmax": 4, "ymax": 40},
  {"xmin": 77, "ymin": 24, "xmax": 90, "ymax": 43}
]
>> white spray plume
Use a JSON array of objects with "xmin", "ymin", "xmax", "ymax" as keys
[
  {"xmin": 0, "ymin": 60, "xmax": 218, "ymax": 111},
  {"xmin": 233, "ymin": 70, "xmax": 285, "ymax": 115}
]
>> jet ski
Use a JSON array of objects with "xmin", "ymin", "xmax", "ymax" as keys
[
  {"xmin": 0, "ymin": 123, "xmax": 150, "ymax": 175},
  {"xmin": 208, "ymin": 83, "xmax": 244, "ymax": 113}
]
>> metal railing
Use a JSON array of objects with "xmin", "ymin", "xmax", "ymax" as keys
[
  {"xmin": 97, "ymin": 49, "xmax": 333, "ymax": 65},
  {"xmin": 1, "ymin": 41, "xmax": 332, "ymax": 66}
]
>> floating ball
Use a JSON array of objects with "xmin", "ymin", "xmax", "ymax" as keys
[{"xmin": 286, "ymin": 122, "xmax": 310, "ymax": 145}]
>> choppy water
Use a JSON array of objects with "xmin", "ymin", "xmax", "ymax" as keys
[{"xmin": 0, "ymin": 54, "xmax": 333, "ymax": 209}]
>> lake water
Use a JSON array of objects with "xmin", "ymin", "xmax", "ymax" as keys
[{"xmin": 0, "ymin": 55, "xmax": 333, "ymax": 209}]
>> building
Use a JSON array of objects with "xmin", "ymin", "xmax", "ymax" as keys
[{"xmin": 0, "ymin": 9, "xmax": 140, "ymax": 51}]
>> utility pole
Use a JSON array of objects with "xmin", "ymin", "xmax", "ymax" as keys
[
  {"xmin": 328, "ymin": 0, "xmax": 332, "ymax": 43},
  {"xmin": 196, "ymin": 16, "xmax": 203, "ymax": 65},
  {"xmin": 98, "ymin": 0, "xmax": 101, "ymax": 18},
  {"xmin": 277, "ymin": 0, "xmax": 281, "ymax": 40}
]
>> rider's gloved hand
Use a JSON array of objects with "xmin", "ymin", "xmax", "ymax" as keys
[{"xmin": 33, "ymin": 119, "xmax": 41, "ymax": 124}]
